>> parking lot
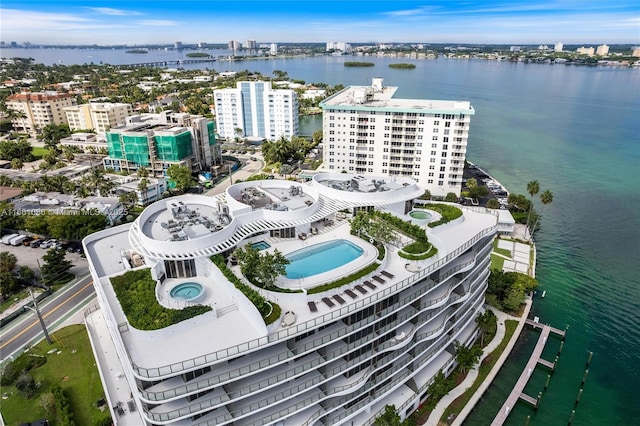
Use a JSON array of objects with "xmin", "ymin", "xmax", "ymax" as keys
[{"xmin": 0, "ymin": 238, "xmax": 88, "ymax": 278}]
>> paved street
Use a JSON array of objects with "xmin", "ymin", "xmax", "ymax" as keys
[{"xmin": 0, "ymin": 274, "xmax": 95, "ymax": 365}]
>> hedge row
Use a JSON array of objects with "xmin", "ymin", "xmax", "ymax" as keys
[
  {"xmin": 308, "ymin": 262, "xmax": 381, "ymax": 295},
  {"xmin": 210, "ymin": 255, "xmax": 281, "ymax": 325},
  {"xmin": 110, "ymin": 269, "xmax": 211, "ymax": 330}
]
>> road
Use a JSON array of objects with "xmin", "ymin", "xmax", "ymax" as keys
[{"xmin": 0, "ymin": 274, "xmax": 96, "ymax": 365}]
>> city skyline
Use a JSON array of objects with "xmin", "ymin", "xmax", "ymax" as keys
[{"xmin": 1, "ymin": 0, "xmax": 639, "ymax": 46}]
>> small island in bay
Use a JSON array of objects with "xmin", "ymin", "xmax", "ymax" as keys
[
  {"xmin": 389, "ymin": 63, "xmax": 416, "ymax": 69},
  {"xmin": 344, "ymin": 61, "xmax": 375, "ymax": 67},
  {"xmin": 125, "ymin": 49, "xmax": 148, "ymax": 54},
  {"xmin": 186, "ymin": 52, "xmax": 211, "ymax": 58}
]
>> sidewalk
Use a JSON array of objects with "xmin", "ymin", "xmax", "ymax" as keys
[{"xmin": 424, "ymin": 300, "xmax": 532, "ymax": 426}]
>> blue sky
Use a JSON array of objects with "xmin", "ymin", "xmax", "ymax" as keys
[{"xmin": 1, "ymin": 0, "xmax": 639, "ymax": 45}]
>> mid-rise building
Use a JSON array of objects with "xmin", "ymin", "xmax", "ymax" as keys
[
  {"xmin": 103, "ymin": 111, "xmax": 219, "ymax": 175},
  {"xmin": 270, "ymin": 43, "xmax": 278, "ymax": 55},
  {"xmin": 246, "ymin": 39, "xmax": 257, "ymax": 49},
  {"xmin": 228, "ymin": 40, "xmax": 242, "ymax": 50},
  {"xmin": 64, "ymin": 102, "xmax": 133, "ymax": 133},
  {"xmin": 633, "ymin": 47, "xmax": 640, "ymax": 57},
  {"xmin": 214, "ymin": 81, "xmax": 299, "ymax": 141},
  {"xmin": 326, "ymin": 42, "xmax": 352, "ymax": 52},
  {"xmin": 6, "ymin": 91, "xmax": 75, "ymax": 134},
  {"xmin": 596, "ymin": 44, "xmax": 609, "ymax": 56},
  {"xmin": 576, "ymin": 46, "xmax": 595, "ymax": 56},
  {"xmin": 554, "ymin": 42, "xmax": 563, "ymax": 52},
  {"xmin": 320, "ymin": 78, "xmax": 474, "ymax": 197},
  {"xmin": 83, "ymin": 173, "xmax": 498, "ymax": 425}
]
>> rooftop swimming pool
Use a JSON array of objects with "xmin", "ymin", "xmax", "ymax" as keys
[
  {"xmin": 285, "ymin": 239, "xmax": 364, "ymax": 279},
  {"xmin": 251, "ymin": 241, "xmax": 271, "ymax": 251}
]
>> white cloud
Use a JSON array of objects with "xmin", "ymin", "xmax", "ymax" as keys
[
  {"xmin": 86, "ymin": 7, "xmax": 142, "ymax": 16},
  {"xmin": 137, "ymin": 20, "xmax": 181, "ymax": 26}
]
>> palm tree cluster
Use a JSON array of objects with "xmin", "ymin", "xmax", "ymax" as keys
[
  {"xmin": 261, "ymin": 136, "xmax": 314, "ymax": 166},
  {"xmin": 525, "ymin": 180, "xmax": 553, "ymax": 239}
]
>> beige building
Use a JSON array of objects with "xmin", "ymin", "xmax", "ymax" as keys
[
  {"xmin": 6, "ymin": 91, "xmax": 75, "ymax": 134},
  {"xmin": 576, "ymin": 46, "xmax": 595, "ymax": 56},
  {"xmin": 596, "ymin": 44, "xmax": 610, "ymax": 56},
  {"xmin": 64, "ymin": 102, "xmax": 133, "ymax": 133},
  {"xmin": 633, "ymin": 47, "xmax": 640, "ymax": 57}
]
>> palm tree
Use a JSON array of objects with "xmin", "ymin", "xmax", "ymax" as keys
[
  {"xmin": 137, "ymin": 177, "xmax": 149, "ymax": 205},
  {"xmin": 476, "ymin": 310, "xmax": 497, "ymax": 347},
  {"xmin": 526, "ymin": 180, "xmax": 540, "ymax": 234},
  {"xmin": 531, "ymin": 190, "xmax": 553, "ymax": 239}
]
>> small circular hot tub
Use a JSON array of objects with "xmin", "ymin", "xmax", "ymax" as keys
[
  {"xmin": 170, "ymin": 282, "xmax": 205, "ymax": 303},
  {"xmin": 409, "ymin": 210, "xmax": 432, "ymax": 226}
]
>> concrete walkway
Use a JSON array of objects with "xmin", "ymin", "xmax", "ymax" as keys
[{"xmin": 423, "ymin": 300, "xmax": 532, "ymax": 426}]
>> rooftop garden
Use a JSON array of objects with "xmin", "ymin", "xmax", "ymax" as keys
[
  {"xmin": 210, "ymin": 255, "xmax": 282, "ymax": 324},
  {"xmin": 350, "ymin": 210, "xmax": 438, "ymax": 261},
  {"xmin": 110, "ymin": 268, "xmax": 212, "ymax": 330},
  {"xmin": 419, "ymin": 203, "xmax": 463, "ymax": 227}
]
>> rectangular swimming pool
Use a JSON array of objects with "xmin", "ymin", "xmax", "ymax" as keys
[{"xmin": 285, "ymin": 239, "xmax": 364, "ymax": 279}]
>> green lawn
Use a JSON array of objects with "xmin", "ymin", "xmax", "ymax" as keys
[
  {"xmin": 1, "ymin": 324, "xmax": 109, "ymax": 426},
  {"xmin": 31, "ymin": 147, "xmax": 49, "ymax": 160},
  {"xmin": 490, "ymin": 254, "xmax": 505, "ymax": 271}
]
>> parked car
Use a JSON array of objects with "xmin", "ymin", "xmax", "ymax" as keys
[
  {"xmin": 22, "ymin": 237, "xmax": 35, "ymax": 246},
  {"xmin": 30, "ymin": 239, "xmax": 42, "ymax": 248}
]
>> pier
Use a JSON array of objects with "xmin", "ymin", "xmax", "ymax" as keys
[{"xmin": 491, "ymin": 319, "xmax": 566, "ymax": 426}]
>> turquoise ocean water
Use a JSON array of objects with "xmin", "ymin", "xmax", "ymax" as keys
[{"xmin": 4, "ymin": 49, "xmax": 639, "ymax": 425}]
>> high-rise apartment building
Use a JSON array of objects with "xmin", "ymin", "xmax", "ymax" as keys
[
  {"xmin": 83, "ymin": 173, "xmax": 497, "ymax": 425},
  {"xmin": 64, "ymin": 102, "xmax": 133, "ymax": 133},
  {"xmin": 103, "ymin": 111, "xmax": 219, "ymax": 175},
  {"xmin": 246, "ymin": 39, "xmax": 257, "ymax": 49},
  {"xmin": 228, "ymin": 40, "xmax": 242, "ymax": 50},
  {"xmin": 554, "ymin": 42, "xmax": 563, "ymax": 52},
  {"xmin": 576, "ymin": 46, "xmax": 595, "ymax": 56},
  {"xmin": 6, "ymin": 91, "xmax": 75, "ymax": 134},
  {"xmin": 214, "ymin": 81, "xmax": 299, "ymax": 141},
  {"xmin": 270, "ymin": 43, "xmax": 278, "ymax": 55},
  {"xmin": 320, "ymin": 78, "xmax": 474, "ymax": 197}
]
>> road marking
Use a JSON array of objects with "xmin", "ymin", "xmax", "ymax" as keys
[{"xmin": 0, "ymin": 282, "xmax": 93, "ymax": 350}]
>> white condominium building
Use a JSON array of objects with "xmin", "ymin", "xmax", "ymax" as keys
[
  {"xmin": 320, "ymin": 78, "xmax": 474, "ymax": 197},
  {"xmin": 214, "ymin": 81, "xmax": 299, "ymax": 142},
  {"xmin": 83, "ymin": 173, "xmax": 497, "ymax": 425},
  {"xmin": 64, "ymin": 102, "xmax": 133, "ymax": 133},
  {"xmin": 6, "ymin": 90, "xmax": 76, "ymax": 134}
]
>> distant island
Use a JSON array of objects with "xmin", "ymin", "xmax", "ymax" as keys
[
  {"xmin": 389, "ymin": 63, "xmax": 416, "ymax": 69},
  {"xmin": 344, "ymin": 61, "xmax": 375, "ymax": 67},
  {"xmin": 125, "ymin": 49, "xmax": 148, "ymax": 54},
  {"xmin": 186, "ymin": 52, "xmax": 211, "ymax": 58}
]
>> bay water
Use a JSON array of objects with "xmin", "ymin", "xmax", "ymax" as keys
[{"xmin": 4, "ymin": 48, "xmax": 639, "ymax": 425}]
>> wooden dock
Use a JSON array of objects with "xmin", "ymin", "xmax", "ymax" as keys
[{"xmin": 491, "ymin": 320, "xmax": 566, "ymax": 426}]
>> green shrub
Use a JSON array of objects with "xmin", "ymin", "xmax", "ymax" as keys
[
  {"xmin": 402, "ymin": 241, "xmax": 432, "ymax": 254},
  {"xmin": 0, "ymin": 353, "xmax": 47, "ymax": 386},
  {"xmin": 308, "ymin": 262, "xmax": 380, "ymax": 294},
  {"xmin": 110, "ymin": 269, "xmax": 211, "ymax": 330},
  {"xmin": 399, "ymin": 246, "xmax": 438, "ymax": 260},
  {"xmin": 51, "ymin": 385, "xmax": 75, "ymax": 426}
]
